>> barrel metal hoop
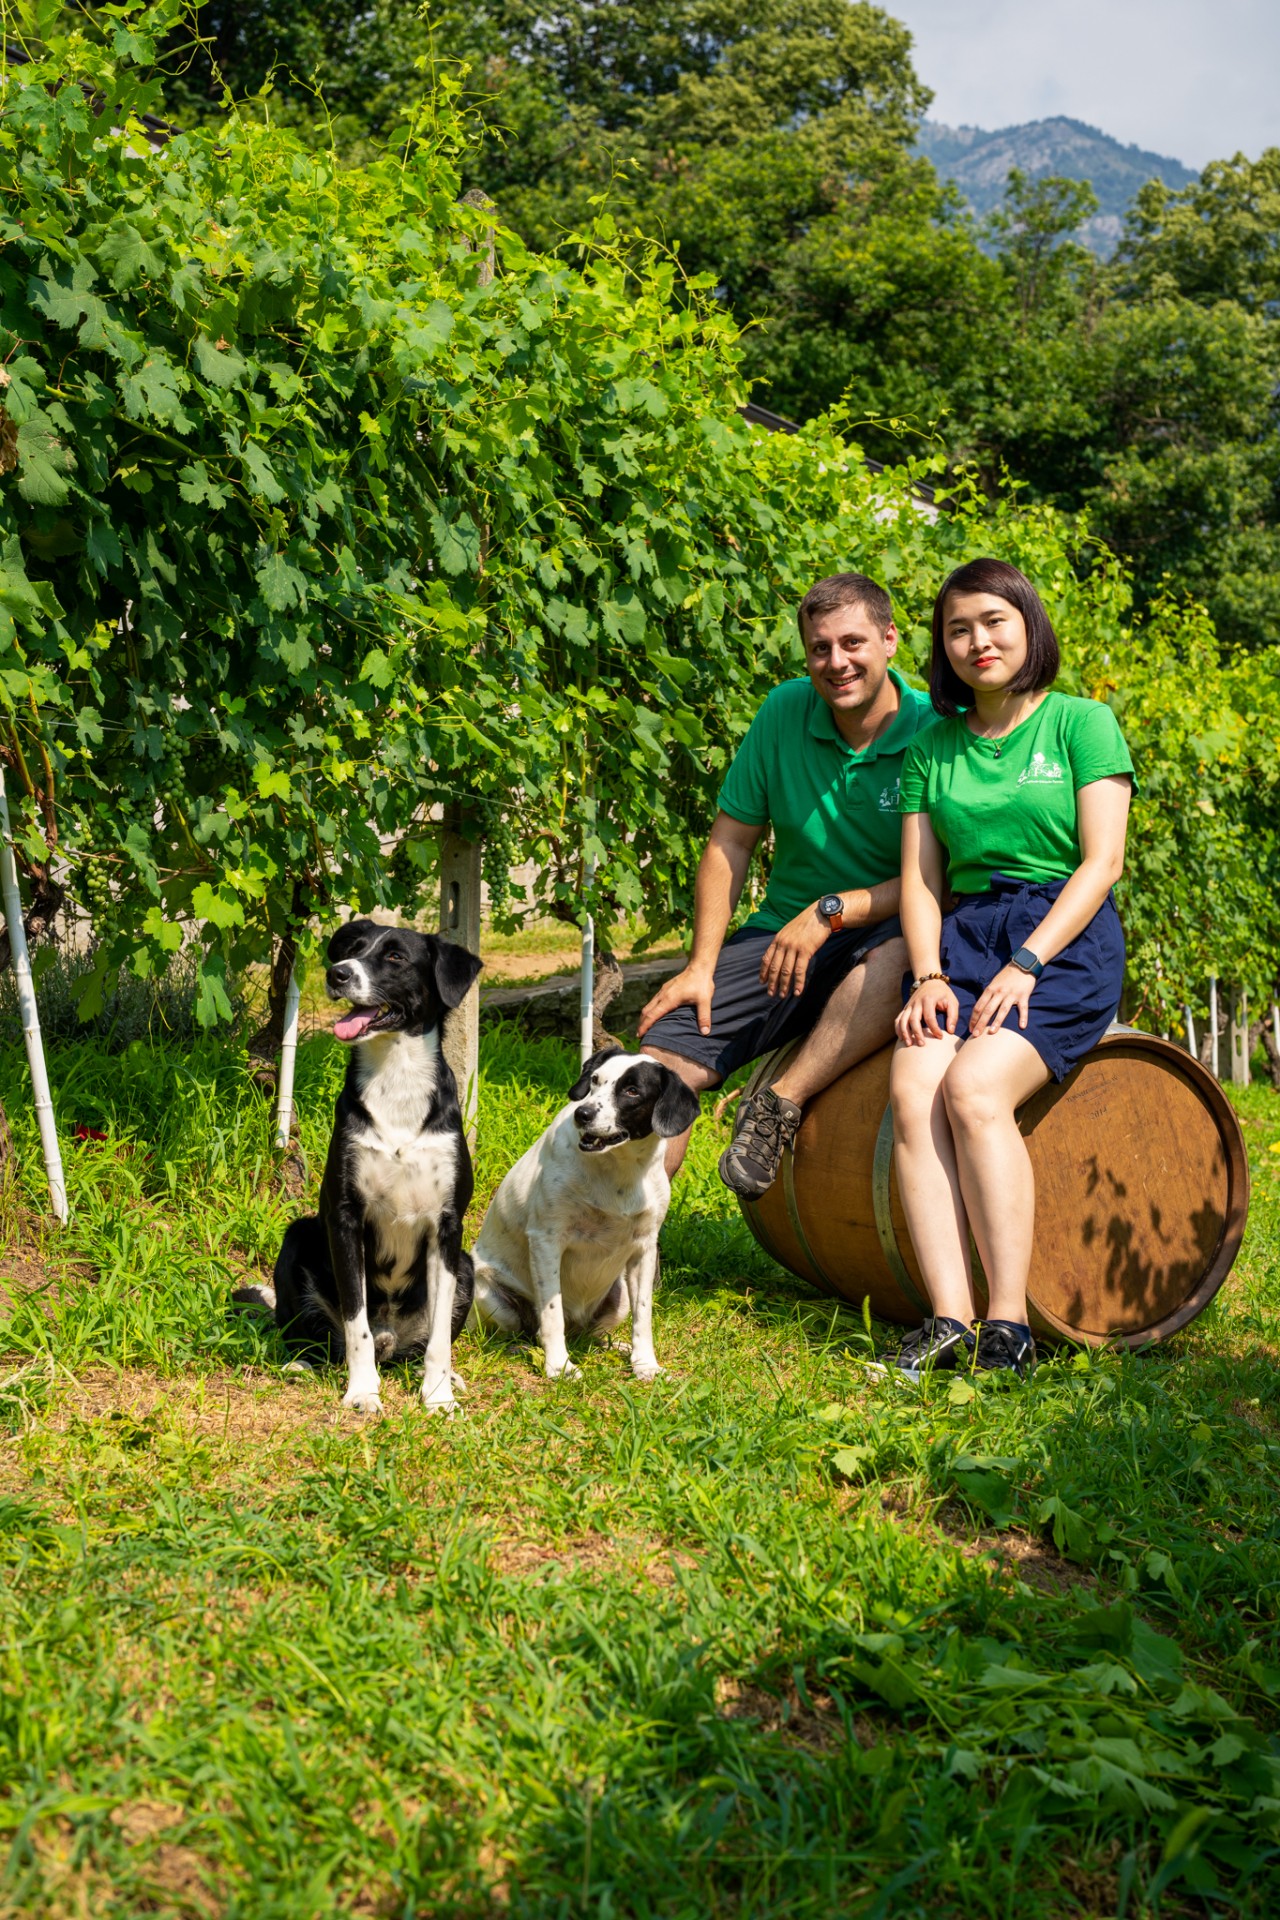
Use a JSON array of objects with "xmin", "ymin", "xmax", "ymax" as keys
[
  {"xmin": 780, "ymin": 1141, "xmax": 833, "ymax": 1292},
  {"xmin": 871, "ymin": 1104, "xmax": 930, "ymax": 1315},
  {"xmin": 737, "ymin": 1191, "xmax": 774, "ymax": 1264}
]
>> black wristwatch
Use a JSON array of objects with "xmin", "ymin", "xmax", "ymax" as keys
[
  {"xmin": 818, "ymin": 893, "xmax": 844, "ymax": 932},
  {"xmin": 1010, "ymin": 945, "xmax": 1043, "ymax": 978}
]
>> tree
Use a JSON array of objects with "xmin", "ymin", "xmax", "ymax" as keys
[
  {"xmin": 963, "ymin": 164, "xmax": 1280, "ymax": 651},
  {"xmin": 983, "ymin": 167, "xmax": 1099, "ymax": 323},
  {"xmin": 1115, "ymin": 149, "xmax": 1280, "ymax": 313}
]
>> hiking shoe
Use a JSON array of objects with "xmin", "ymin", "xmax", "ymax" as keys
[
  {"xmin": 972, "ymin": 1320, "xmax": 1037, "ymax": 1378},
  {"xmin": 892, "ymin": 1317, "xmax": 974, "ymax": 1383},
  {"xmin": 718, "ymin": 1087, "xmax": 803, "ymax": 1198}
]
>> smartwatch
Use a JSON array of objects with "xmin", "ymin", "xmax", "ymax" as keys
[
  {"xmin": 819, "ymin": 893, "xmax": 845, "ymax": 932},
  {"xmin": 1010, "ymin": 945, "xmax": 1043, "ymax": 978}
]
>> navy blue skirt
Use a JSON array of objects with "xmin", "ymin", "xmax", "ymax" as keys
[{"xmin": 904, "ymin": 872, "xmax": 1125, "ymax": 1081}]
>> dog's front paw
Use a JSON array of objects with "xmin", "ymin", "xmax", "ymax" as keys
[
  {"xmin": 421, "ymin": 1370, "xmax": 457, "ymax": 1416},
  {"xmin": 545, "ymin": 1357, "xmax": 582, "ymax": 1382},
  {"xmin": 630, "ymin": 1357, "xmax": 665, "ymax": 1384},
  {"xmin": 342, "ymin": 1388, "xmax": 385, "ymax": 1416}
]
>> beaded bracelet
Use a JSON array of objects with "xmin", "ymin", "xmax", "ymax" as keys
[{"xmin": 910, "ymin": 971, "xmax": 951, "ymax": 992}]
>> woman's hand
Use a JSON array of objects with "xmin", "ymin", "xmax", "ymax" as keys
[
  {"xmin": 895, "ymin": 979, "xmax": 961, "ymax": 1045},
  {"xmin": 970, "ymin": 963, "xmax": 1036, "ymax": 1037},
  {"xmin": 759, "ymin": 905, "xmax": 830, "ymax": 998}
]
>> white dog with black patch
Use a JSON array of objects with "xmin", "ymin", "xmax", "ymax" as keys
[{"xmin": 471, "ymin": 1046, "xmax": 700, "ymax": 1381}]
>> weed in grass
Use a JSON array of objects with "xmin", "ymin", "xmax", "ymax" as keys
[{"xmin": 0, "ymin": 1023, "xmax": 1278, "ymax": 1915}]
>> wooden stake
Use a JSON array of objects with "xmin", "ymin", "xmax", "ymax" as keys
[{"xmin": 0, "ymin": 765, "xmax": 67, "ymax": 1224}]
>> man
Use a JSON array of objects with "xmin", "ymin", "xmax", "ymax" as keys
[{"xmin": 637, "ymin": 571, "xmax": 936, "ymax": 1196}]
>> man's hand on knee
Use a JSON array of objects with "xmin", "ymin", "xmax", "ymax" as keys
[{"xmin": 638, "ymin": 963, "xmax": 715, "ymax": 1039}]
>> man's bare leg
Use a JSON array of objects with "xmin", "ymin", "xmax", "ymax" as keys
[
  {"xmin": 644, "ymin": 1050, "xmax": 722, "ymax": 1178},
  {"xmin": 768, "ymin": 936, "xmax": 907, "ymax": 1106}
]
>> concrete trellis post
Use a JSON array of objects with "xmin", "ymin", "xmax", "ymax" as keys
[
  {"xmin": 1228, "ymin": 986, "xmax": 1250, "ymax": 1088},
  {"xmin": 0, "ymin": 765, "xmax": 67, "ymax": 1224},
  {"xmin": 579, "ymin": 849, "xmax": 597, "ymax": 1068},
  {"xmin": 273, "ymin": 966, "xmax": 303, "ymax": 1149},
  {"xmin": 1208, "ymin": 975, "xmax": 1220, "ymax": 1079},
  {"xmin": 1183, "ymin": 1005, "xmax": 1196, "ymax": 1057},
  {"xmin": 440, "ymin": 804, "xmax": 482, "ymax": 1148}
]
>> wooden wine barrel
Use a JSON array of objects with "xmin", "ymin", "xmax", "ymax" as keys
[{"xmin": 737, "ymin": 1028, "xmax": 1249, "ymax": 1347}]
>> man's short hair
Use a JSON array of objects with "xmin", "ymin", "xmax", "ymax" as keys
[
  {"xmin": 929, "ymin": 558, "xmax": 1061, "ymax": 716},
  {"xmin": 797, "ymin": 572, "xmax": 894, "ymax": 644}
]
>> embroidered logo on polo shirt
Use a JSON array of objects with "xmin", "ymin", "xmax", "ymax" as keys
[
  {"xmin": 878, "ymin": 780, "xmax": 900, "ymax": 811},
  {"xmin": 1017, "ymin": 752, "xmax": 1065, "ymax": 786}
]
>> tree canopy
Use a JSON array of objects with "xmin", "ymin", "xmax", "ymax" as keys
[{"xmin": 148, "ymin": 2, "xmax": 1280, "ymax": 655}]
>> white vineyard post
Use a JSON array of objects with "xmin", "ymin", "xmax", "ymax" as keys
[
  {"xmin": 0, "ymin": 765, "xmax": 68, "ymax": 1225},
  {"xmin": 1228, "ymin": 985, "xmax": 1249, "ymax": 1088},
  {"xmin": 273, "ymin": 966, "xmax": 302, "ymax": 1150},
  {"xmin": 1273, "ymin": 1002, "xmax": 1280, "ymax": 1062},
  {"xmin": 1208, "ymin": 975, "xmax": 1219, "ymax": 1079},
  {"xmin": 580, "ymin": 850, "xmax": 597, "ymax": 1068},
  {"xmin": 1183, "ymin": 1005, "xmax": 1196, "ymax": 1057}
]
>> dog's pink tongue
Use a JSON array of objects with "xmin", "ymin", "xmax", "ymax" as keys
[{"xmin": 333, "ymin": 1006, "xmax": 378, "ymax": 1042}]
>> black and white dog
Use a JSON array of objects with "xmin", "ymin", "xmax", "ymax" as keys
[
  {"xmin": 269, "ymin": 919, "xmax": 482, "ymax": 1415},
  {"xmin": 470, "ymin": 1046, "xmax": 700, "ymax": 1382}
]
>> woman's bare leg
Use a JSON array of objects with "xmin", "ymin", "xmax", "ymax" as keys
[
  {"xmin": 889, "ymin": 1034, "xmax": 972, "ymax": 1322},
  {"xmin": 941, "ymin": 1029, "xmax": 1051, "ymax": 1324}
]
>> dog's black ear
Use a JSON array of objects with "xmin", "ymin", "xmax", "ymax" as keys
[
  {"xmin": 430, "ymin": 937, "xmax": 483, "ymax": 1009},
  {"xmin": 569, "ymin": 1045, "xmax": 625, "ymax": 1101},
  {"xmin": 652, "ymin": 1069, "xmax": 701, "ymax": 1139}
]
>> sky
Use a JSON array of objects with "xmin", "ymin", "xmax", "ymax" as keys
[{"xmin": 888, "ymin": 0, "xmax": 1277, "ymax": 170}]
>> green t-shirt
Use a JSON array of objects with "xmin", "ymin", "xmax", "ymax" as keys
[
  {"xmin": 718, "ymin": 669, "xmax": 937, "ymax": 934},
  {"xmin": 897, "ymin": 691, "xmax": 1137, "ymax": 896}
]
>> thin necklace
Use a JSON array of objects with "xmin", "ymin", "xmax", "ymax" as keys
[{"xmin": 967, "ymin": 699, "xmax": 1038, "ymax": 758}]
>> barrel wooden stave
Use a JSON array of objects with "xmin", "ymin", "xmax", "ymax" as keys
[{"xmin": 739, "ymin": 1030, "xmax": 1248, "ymax": 1348}]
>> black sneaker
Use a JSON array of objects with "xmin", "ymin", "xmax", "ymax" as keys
[
  {"xmin": 718, "ymin": 1087, "xmax": 803, "ymax": 1199},
  {"xmin": 972, "ymin": 1320, "xmax": 1037, "ymax": 1378},
  {"xmin": 892, "ymin": 1317, "xmax": 974, "ymax": 1383}
]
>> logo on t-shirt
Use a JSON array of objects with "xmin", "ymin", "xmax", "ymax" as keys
[
  {"xmin": 1017, "ymin": 752, "xmax": 1065, "ymax": 787},
  {"xmin": 878, "ymin": 780, "xmax": 900, "ymax": 811}
]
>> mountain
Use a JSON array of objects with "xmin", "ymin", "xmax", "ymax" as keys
[{"xmin": 916, "ymin": 117, "xmax": 1199, "ymax": 257}]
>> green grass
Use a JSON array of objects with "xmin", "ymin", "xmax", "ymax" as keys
[{"xmin": 0, "ymin": 1026, "xmax": 1277, "ymax": 1917}]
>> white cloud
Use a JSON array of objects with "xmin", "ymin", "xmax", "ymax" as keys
[{"xmin": 889, "ymin": 0, "xmax": 1278, "ymax": 169}]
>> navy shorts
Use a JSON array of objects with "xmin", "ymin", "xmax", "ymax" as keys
[
  {"xmin": 645, "ymin": 917, "xmax": 904, "ymax": 1081},
  {"xmin": 907, "ymin": 872, "xmax": 1124, "ymax": 1082}
]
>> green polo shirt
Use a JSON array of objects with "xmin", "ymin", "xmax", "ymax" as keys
[
  {"xmin": 898, "ymin": 691, "xmax": 1137, "ymax": 896},
  {"xmin": 718, "ymin": 669, "xmax": 937, "ymax": 934}
]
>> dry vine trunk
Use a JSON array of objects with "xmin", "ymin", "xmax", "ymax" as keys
[
  {"xmin": 591, "ymin": 950, "xmax": 625, "ymax": 1053},
  {"xmin": 247, "ymin": 919, "xmax": 302, "ymax": 1082},
  {"xmin": 0, "ymin": 870, "xmax": 64, "ymax": 973}
]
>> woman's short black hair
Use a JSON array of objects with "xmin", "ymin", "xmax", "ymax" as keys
[{"xmin": 929, "ymin": 558, "xmax": 1061, "ymax": 716}]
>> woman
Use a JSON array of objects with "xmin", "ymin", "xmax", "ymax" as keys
[{"xmin": 889, "ymin": 558, "xmax": 1136, "ymax": 1381}]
